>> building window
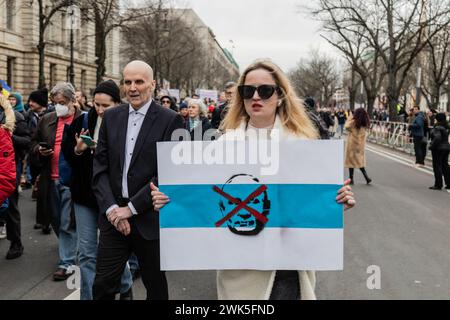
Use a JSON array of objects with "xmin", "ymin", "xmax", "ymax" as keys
[
  {"xmin": 61, "ymin": 13, "xmax": 67, "ymax": 43},
  {"xmin": 6, "ymin": 0, "xmax": 15, "ymax": 31},
  {"xmin": 7, "ymin": 57, "xmax": 15, "ymax": 89},
  {"xmin": 49, "ymin": 64, "xmax": 57, "ymax": 88},
  {"xmin": 81, "ymin": 70, "xmax": 87, "ymax": 92}
]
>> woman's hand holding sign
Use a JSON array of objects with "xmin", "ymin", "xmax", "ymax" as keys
[{"xmin": 337, "ymin": 179, "xmax": 355, "ymax": 211}]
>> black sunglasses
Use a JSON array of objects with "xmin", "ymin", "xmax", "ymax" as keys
[
  {"xmin": 161, "ymin": 100, "xmax": 171, "ymax": 104},
  {"xmin": 238, "ymin": 85, "xmax": 281, "ymax": 100}
]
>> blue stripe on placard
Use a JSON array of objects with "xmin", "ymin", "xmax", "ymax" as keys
[{"xmin": 160, "ymin": 184, "xmax": 343, "ymax": 229}]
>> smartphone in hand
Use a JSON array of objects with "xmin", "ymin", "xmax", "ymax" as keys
[
  {"xmin": 39, "ymin": 142, "xmax": 52, "ymax": 150},
  {"xmin": 80, "ymin": 135, "xmax": 96, "ymax": 148}
]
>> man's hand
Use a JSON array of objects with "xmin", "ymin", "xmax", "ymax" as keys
[
  {"xmin": 116, "ymin": 219, "xmax": 131, "ymax": 236},
  {"xmin": 108, "ymin": 206, "xmax": 133, "ymax": 228}
]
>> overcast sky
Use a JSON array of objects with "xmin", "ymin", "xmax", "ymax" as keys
[{"xmin": 183, "ymin": 0, "xmax": 339, "ymax": 72}]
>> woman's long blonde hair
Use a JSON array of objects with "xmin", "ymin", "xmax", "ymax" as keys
[
  {"xmin": 220, "ymin": 59, "xmax": 319, "ymax": 139},
  {"xmin": 0, "ymin": 94, "xmax": 15, "ymax": 133}
]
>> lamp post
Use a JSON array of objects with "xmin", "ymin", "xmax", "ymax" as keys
[{"xmin": 67, "ymin": 1, "xmax": 79, "ymax": 86}]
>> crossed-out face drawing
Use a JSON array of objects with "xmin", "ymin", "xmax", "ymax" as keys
[{"xmin": 214, "ymin": 174, "xmax": 271, "ymax": 236}]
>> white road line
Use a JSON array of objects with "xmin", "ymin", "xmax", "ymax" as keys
[
  {"xmin": 64, "ymin": 289, "xmax": 80, "ymax": 300},
  {"xmin": 365, "ymin": 146, "xmax": 434, "ymax": 176}
]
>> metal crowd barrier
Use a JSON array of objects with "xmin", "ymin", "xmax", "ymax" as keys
[{"xmin": 366, "ymin": 120, "xmax": 434, "ymax": 161}]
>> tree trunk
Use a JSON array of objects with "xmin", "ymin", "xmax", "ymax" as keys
[
  {"xmin": 96, "ymin": 40, "xmax": 106, "ymax": 85},
  {"xmin": 431, "ymin": 85, "xmax": 440, "ymax": 111},
  {"xmin": 367, "ymin": 94, "xmax": 376, "ymax": 116},
  {"xmin": 38, "ymin": 41, "xmax": 46, "ymax": 89},
  {"xmin": 95, "ymin": 20, "xmax": 106, "ymax": 85},
  {"xmin": 386, "ymin": 72, "xmax": 399, "ymax": 121},
  {"xmin": 348, "ymin": 87, "xmax": 356, "ymax": 111},
  {"xmin": 447, "ymin": 82, "xmax": 450, "ymax": 113}
]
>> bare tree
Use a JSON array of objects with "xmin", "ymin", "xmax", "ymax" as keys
[
  {"xmin": 32, "ymin": 0, "xmax": 71, "ymax": 88},
  {"xmin": 421, "ymin": 28, "xmax": 450, "ymax": 111},
  {"xmin": 312, "ymin": 1, "xmax": 387, "ymax": 115},
  {"xmin": 78, "ymin": 0, "xmax": 157, "ymax": 85},
  {"xmin": 310, "ymin": 0, "xmax": 450, "ymax": 119},
  {"xmin": 341, "ymin": 65, "xmax": 359, "ymax": 111},
  {"xmin": 121, "ymin": 7, "xmax": 203, "ymax": 91},
  {"xmin": 289, "ymin": 49, "xmax": 340, "ymax": 106},
  {"xmin": 122, "ymin": 6, "xmax": 237, "ymax": 95}
]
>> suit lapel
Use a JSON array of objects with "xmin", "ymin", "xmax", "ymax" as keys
[
  {"xmin": 128, "ymin": 101, "xmax": 159, "ymax": 170},
  {"xmin": 118, "ymin": 105, "xmax": 130, "ymax": 172}
]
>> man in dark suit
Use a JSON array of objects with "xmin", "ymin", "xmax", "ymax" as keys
[{"xmin": 92, "ymin": 61, "xmax": 184, "ymax": 300}]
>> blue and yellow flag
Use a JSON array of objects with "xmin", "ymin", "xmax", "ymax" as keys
[{"xmin": 0, "ymin": 79, "xmax": 11, "ymax": 97}]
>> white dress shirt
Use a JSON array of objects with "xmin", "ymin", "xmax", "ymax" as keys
[{"xmin": 106, "ymin": 100, "xmax": 152, "ymax": 216}]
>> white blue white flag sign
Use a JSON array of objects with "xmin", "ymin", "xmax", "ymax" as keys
[{"xmin": 157, "ymin": 140, "xmax": 344, "ymax": 271}]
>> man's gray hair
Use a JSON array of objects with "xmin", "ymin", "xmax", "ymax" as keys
[
  {"xmin": 225, "ymin": 81, "xmax": 236, "ymax": 90},
  {"xmin": 50, "ymin": 82, "xmax": 76, "ymax": 101}
]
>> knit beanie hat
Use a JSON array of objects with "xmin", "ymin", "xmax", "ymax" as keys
[
  {"xmin": 435, "ymin": 113, "xmax": 447, "ymax": 124},
  {"xmin": 93, "ymin": 80, "xmax": 121, "ymax": 103},
  {"xmin": 9, "ymin": 92, "xmax": 24, "ymax": 113},
  {"xmin": 29, "ymin": 88, "xmax": 48, "ymax": 107}
]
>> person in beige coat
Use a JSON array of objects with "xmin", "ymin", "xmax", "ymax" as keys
[
  {"xmin": 345, "ymin": 108, "xmax": 372, "ymax": 185},
  {"xmin": 151, "ymin": 60, "xmax": 356, "ymax": 300}
]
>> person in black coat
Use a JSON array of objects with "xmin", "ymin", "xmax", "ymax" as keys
[
  {"xmin": 428, "ymin": 113, "xmax": 450, "ymax": 190},
  {"xmin": 211, "ymin": 82, "xmax": 236, "ymax": 129},
  {"xmin": 91, "ymin": 61, "xmax": 184, "ymax": 300},
  {"xmin": 62, "ymin": 80, "xmax": 135, "ymax": 300},
  {"xmin": 185, "ymin": 98, "xmax": 212, "ymax": 141}
]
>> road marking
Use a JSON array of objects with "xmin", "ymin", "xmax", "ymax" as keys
[
  {"xmin": 64, "ymin": 289, "xmax": 80, "ymax": 300},
  {"xmin": 365, "ymin": 146, "xmax": 434, "ymax": 176}
]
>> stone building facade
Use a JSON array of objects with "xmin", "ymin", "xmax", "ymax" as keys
[{"xmin": 0, "ymin": 0, "xmax": 120, "ymax": 100}]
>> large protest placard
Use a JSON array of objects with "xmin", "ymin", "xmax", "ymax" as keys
[
  {"xmin": 157, "ymin": 140, "xmax": 344, "ymax": 271},
  {"xmin": 195, "ymin": 89, "xmax": 218, "ymax": 102}
]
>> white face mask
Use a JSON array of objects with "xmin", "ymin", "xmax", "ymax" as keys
[{"xmin": 55, "ymin": 104, "xmax": 70, "ymax": 117}]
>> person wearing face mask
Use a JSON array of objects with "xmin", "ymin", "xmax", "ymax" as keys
[{"xmin": 30, "ymin": 82, "xmax": 81, "ymax": 281}]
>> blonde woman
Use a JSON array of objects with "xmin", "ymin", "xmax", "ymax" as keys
[{"xmin": 151, "ymin": 60, "xmax": 356, "ymax": 300}]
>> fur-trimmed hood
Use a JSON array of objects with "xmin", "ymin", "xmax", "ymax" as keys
[{"xmin": 0, "ymin": 94, "xmax": 16, "ymax": 132}]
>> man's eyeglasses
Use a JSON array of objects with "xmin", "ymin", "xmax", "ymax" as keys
[{"xmin": 238, "ymin": 85, "xmax": 281, "ymax": 100}]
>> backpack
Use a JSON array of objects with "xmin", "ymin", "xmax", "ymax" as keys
[
  {"xmin": 308, "ymin": 111, "xmax": 330, "ymax": 140},
  {"xmin": 0, "ymin": 198, "xmax": 9, "ymax": 220},
  {"xmin": 0, "ymin": 127, "xmax": 16, "ymax": 205}
]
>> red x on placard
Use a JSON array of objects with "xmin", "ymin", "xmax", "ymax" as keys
[{"xmin": 214, "ymin": 184, "xmax": 269, "ymax": 228}]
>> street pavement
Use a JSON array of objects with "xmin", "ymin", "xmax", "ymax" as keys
[{"xmin": 0, "ymin": 141, "xmax": 449, "ymax": 300}]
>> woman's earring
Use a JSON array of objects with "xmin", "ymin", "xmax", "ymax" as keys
[{"xmin": 277, "ymin": 100, "xmax": 282, "ymax": 107}]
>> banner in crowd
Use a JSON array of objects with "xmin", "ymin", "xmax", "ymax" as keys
[
  {"xmin": 0, "ymin": 80, "xmax": 11, "ymax": 97},
  {"xmin": 157, "ymin": 140, "xmax": 344, "ymax": 271},
  {"xmin": 168, "ymin": 89, "xmax": 180, "ymax": 103},
  {"xmin": 195, "ymin": 89, "xmax": 218, "ymax": 102}
]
